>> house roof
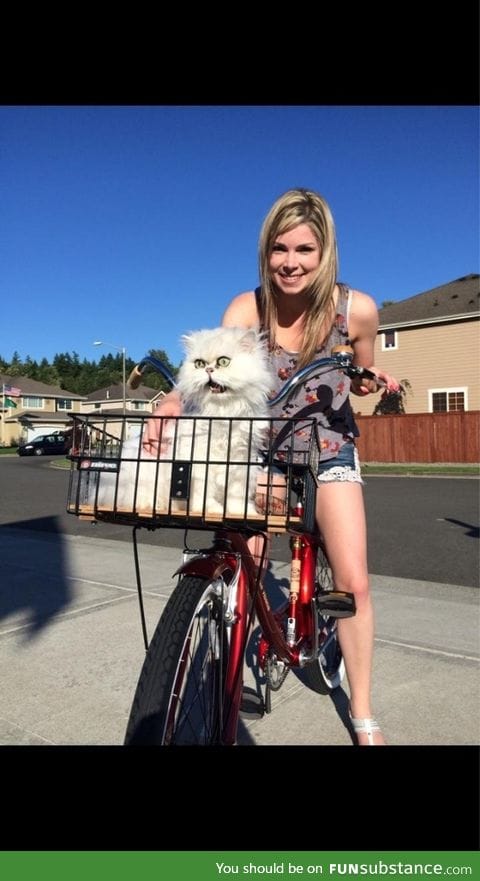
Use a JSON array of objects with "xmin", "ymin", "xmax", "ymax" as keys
[
  {"xmin": 0, "ymin": 373, "xmax": 85, "ymax": 399},
  {"xmin": 5, "ymin": 410, "xmax": 74, "ymax": 424},
  {"xmin": 378, "ymin": 274, "xmax": 480, "ymax": 329},
  {"xmin": 85, "ymin": 384, "xmax": 164, "ymax": 403}
]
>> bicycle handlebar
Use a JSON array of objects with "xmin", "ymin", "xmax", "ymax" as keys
[
  {"xmin": 128, "ymin": 343, "xmax": 386, "ymax": 404},
  {"xmin": 267, "ymin": 344, "xmax": 386, "ymax": 407},
  {"xmin": 127, "ymin": 356, "xmax": 177, "ymax": 390}
]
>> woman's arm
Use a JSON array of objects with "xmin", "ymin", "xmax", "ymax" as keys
[
  {"xmin": 142, "ymin": 390, "xmax": 183, "ymax": 455},
  {"xmin": 348, "ymin": 290, "xmax": 399, "ymax": 395},
  {"xmin": 221, "ymin": 291, "xmax": 258, "ymax": 328}
]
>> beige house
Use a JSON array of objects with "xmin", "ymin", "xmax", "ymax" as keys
[
  {"xmin": 76, "ymin": 383, "xmax": 166, "ymax": 444},
  {"xmin": 352, "ymin": 273, "xmax": 480, "ymax": 416},
  {"xmin": 80, "ymin": 383, "xmax": 164, "ymax": 416},
  {"xmin": 0, "ymin": 375, "xmax": 86, "ymax": 447}
]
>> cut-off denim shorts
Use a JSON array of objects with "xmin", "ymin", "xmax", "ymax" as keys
[
  {"xmin": 317, "ymin": 441, "xmax": 363, "ymax": 484},
  {"xmin": 262, "ymin": 440, "xmax": 363, "ymax": 486}
]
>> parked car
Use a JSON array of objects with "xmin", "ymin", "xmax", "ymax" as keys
[{"xmin": 17, "ymin": 433, "xmax": 69, "ymax": 457}]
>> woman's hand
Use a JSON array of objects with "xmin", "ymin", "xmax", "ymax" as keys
[
  {"xmin": 350, "ymin": 368, "xmax": 401, "ymax": 397},
  {"xmin": 142, "ymin": 391, "xmax": 182, "ymax": 455}
]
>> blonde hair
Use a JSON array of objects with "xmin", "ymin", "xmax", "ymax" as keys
[{"xmin": 258, "ymin": 188, "xmax": 339, "ymax": 368}]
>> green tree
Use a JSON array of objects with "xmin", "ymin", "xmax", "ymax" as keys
[
  {"xmin": 37, "ymin": 358, "xmax": 60, "ymax": 386},
  {"xmin": 7, "ymin": 351, "xmax": 23, "ymax": 375},
  {"xmin": 24, "ymin": 355, "xmax": 40, "ymax": 379}
]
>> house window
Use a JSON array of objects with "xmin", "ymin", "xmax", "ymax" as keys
[
  {"xmin": 381, "ymin": 329, "xmax": 398, "ymax": 350},
  {"xmin": 430, "ymin": 389, "xmax": 466, "ymax": 412},
  {"xmin": 57, "ymin": 399, "xmax": 72, "ymax": 410},
  {"xmin": 132, "ymin": 401, "xmax": 148, "ymax": 411},
  {"xmin": 22, "ymin": 396, "xmax": 43, "ymax": 408}
]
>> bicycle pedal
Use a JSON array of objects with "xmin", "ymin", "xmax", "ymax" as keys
[
  {"xmin": 316, "ymin": 590, "xmax": 356, "ymax": 618},
  {"xmin": 239, "ymin": 687, "xmax": 265, "ymax": 719}
]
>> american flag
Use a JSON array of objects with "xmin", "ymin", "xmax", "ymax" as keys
[{"xmin": 3, "ymin": 384, "xmax": 21, "ymax": 396}]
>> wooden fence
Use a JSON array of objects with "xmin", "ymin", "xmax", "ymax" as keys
[{"xmin": 354, "ymin": 411, "xmax": 480, "ymax": 463}]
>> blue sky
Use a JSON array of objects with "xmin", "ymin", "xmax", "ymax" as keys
[{"xmin": 1, "ymin": 105, "xmax": 478, "ymax": 368}]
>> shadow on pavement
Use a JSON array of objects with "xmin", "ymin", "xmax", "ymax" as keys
[
  {"xmin": 444, "ymin": 517, "xmax": 479, "ymax": 539},
  {"xmin": 0, "ymin": 516, "xmax": 72, "ymax": 640}
]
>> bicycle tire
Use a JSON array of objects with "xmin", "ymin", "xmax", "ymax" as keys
[
  {"xmin": 125, "ymin": 574, "xmax": 243, "ymax": 745},
  {"xmin": 303, "ymin": 544, "xmax": 345, "ymax": 694}
]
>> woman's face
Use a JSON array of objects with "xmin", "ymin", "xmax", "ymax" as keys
[{"xmin": 269, "ymin": 223, "xmax": 321, "ymax": 296}]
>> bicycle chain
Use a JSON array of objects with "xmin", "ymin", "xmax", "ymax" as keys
[{"xmin": 264, "ymin": 652, "xmax": 290, "ymax": 691}]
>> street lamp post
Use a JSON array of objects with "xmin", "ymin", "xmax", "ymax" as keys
[{"xmin": 93, "ymin": 341, "xmax": 126, "ymax": 415}]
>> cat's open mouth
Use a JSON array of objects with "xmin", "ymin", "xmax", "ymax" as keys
[{"xmin": 208, "ymin": 379, "xmax": 226, "ymax": 394}]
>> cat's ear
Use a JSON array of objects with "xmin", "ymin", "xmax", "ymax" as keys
[
  {"xmin": 180, "ymin": 333, "xmax": 194, "ymax": 353},
  {"xmin": 237, "ymin": 328, "xmax": 261, "ymax": 352}
]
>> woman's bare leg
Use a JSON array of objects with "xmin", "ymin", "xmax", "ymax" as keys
[{"xmin": 315, "ymin": 481, "xmax": 386, "ymax": 745}]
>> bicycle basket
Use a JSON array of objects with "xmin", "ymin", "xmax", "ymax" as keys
[{"xmin": 67, "ymin": 415, "xmax": 320, "ymax": 533}]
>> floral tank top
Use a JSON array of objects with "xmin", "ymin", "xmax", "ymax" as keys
[{"xmin": 257, "ymin": 284, "xmax": 360, "ymax": 462}]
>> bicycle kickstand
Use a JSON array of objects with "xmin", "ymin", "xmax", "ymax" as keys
[{"xmin": 264, "ymin": 682, "xmax": 272, "ymax": 714}]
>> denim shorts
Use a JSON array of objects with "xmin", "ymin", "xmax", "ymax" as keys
[{"xmin": 317, "ymin": 442, "xmax": 363, "ymax": 484}]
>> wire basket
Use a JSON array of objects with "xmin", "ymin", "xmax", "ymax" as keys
[{"xmin": 67, "ymin": 414, "xmax": 320, "ymax": 533}]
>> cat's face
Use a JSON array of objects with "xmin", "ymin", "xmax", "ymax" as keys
[{"xmin": 177, "ymin": 327, "xmax": 270, "ymax": 405}]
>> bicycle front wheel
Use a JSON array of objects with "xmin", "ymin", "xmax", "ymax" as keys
[{"xmin": 125, "ymin": 575, "xmax": 242, "ymax": 745}]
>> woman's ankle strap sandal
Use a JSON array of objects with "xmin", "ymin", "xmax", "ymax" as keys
[{"xmin": 349, "ymin": 713, "xmax": 381, "ymax": 746}]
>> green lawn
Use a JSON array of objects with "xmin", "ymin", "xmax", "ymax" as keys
[{"xmin": 362, "ymin": 463, "xmax": 478, "ymax": 475}]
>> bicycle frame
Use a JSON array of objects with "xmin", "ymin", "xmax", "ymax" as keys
[{"xmin": 165, "ymin": 523, "xmax": 325, "ymax": 744}]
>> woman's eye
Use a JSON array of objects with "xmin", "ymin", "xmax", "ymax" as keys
[
  {"xmin": 194, "ymin": 359, "xmax": 206, "ymax": 368},
  {"xmin": 216, "ymin": 357, "xmax": 231, "ymax": 367}
]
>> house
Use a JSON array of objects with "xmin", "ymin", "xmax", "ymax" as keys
[
  {"xmin": 80, "ymin": 383, "xmax": 165, "ymax": 415},
  {"xmin": 0, "ymin": 374, "xmax": 86, "ymax": 447},
  {"xmin": 353, "ymin": 274, "xmax": 480, "ymax": 415},
  {"xmin": 75, "ymin": 383, "xmax": 166, "ymax": 444}
]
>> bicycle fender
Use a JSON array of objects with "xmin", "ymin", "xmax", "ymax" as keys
[{"xmin": 174, "ymin": 553, "xmax": 237, "ymax": 581}]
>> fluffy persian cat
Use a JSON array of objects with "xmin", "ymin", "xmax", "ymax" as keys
[{"xmin": 92, "ymin": 327, "xmax": 274, "ymax": 517}]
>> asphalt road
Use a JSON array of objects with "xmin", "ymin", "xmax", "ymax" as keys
[{"xmin": 0, "ymin": 455, "xmax": 478, "ymax": 587}]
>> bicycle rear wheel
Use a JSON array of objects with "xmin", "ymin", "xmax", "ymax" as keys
[
  {"xmin": 125, "ymin": 574, "xmax": 242, "ymax": 745},
  {"xmin": 303, "ymin": 544, "xmax": 345, "ymax": 694}
]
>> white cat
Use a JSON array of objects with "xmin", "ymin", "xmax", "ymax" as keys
[
  {"xmin": 160, "ymin": 326, "xmax": 274, "ymax": 516},
  {"xmin": 92, "ymin": 327, "xmax": 274, "ymax": 518}
]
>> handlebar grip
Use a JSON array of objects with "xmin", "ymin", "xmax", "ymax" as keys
[
  {"xmin": 355, "ymin": 367, "xmax": 387, "ymax": 388},
  {"xmin": 127, "ymin": 365, "xmax": 144, "ymax": 390}
]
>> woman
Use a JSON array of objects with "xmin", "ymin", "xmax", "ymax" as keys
[
  {"xmin": 224, "ymin": 188, "xmax": 400, "ymax": 747},
  {"xmin": 147, "ymin": 188, "xmax": 400, "ymax": 745}
]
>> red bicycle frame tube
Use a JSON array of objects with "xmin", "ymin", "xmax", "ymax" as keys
[{"xmin": 253, "ymin": 531, "xmax": 320, "ymax": 665}]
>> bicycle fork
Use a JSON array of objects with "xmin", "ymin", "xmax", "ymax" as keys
[{"xmin": 176, "ymin": 537, "xmax": 252, "ymax": 745}]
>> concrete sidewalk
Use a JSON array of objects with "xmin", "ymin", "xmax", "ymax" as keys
[{"xmin": 0, "ymin": 525, "xmax": 478, "ymax": 746}]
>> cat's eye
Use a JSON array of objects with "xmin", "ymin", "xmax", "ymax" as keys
[
  {"xmin": 216, "ymin": 356, "xmax": 231, "ymax": 368},
  {"xmin": 194, "ymin": 359, "xmax": 206, "ymax": 369}
]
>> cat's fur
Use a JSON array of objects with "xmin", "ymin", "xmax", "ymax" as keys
[{"xmin": 92, "ymin": 327, "xmax": 274, "ymax": 517}]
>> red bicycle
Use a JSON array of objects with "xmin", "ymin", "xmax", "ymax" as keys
[{"xmin": 67, "ymin": 344, "xmax": 381, "ymax": 745}]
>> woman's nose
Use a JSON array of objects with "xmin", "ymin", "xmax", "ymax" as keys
[{"xmin": 283, "ymin": 250, "xmax": 298, "ymax": 269}]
